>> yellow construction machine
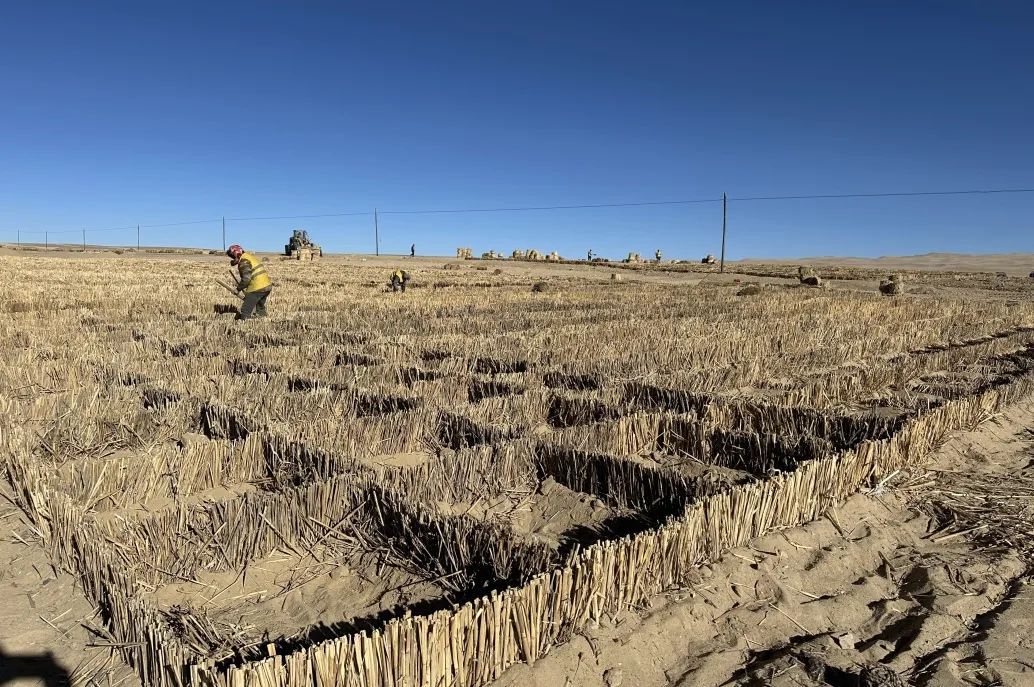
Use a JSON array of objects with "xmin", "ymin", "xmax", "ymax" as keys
[{"xmin": 284, "ymin": 229, "xmax": 323, "ymax": 261}]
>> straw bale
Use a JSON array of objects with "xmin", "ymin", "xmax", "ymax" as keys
[{"xmin": 879, "ymin": 277, "xmax": 904, "ymax": 295}]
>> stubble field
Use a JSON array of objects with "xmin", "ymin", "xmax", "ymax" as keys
[{"xmin": 2, "ymin": 252, "xmax": 1034, "ymax": 687}]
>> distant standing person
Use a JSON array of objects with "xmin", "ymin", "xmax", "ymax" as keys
[
  {"xmin": 410, "ymin": 243, "xmax": 416, "ymax": 257},
  {"xmin": 655, "ymin": 249, "xmax": 663, "ymax": 263},
  {"xmin": 227, "ymin": 244, "xmax": 273, "ymax": 320},
  {"xmin": 587, "ymin": 249, "xmax": 594, "ymax": 261}
]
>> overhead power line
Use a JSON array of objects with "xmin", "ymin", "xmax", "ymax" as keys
[
  {"xmin": 729, "ymin": 188, "xmax": 1034, "ymax": 202},
  {"xmin": 141, "ymin": 218, "xmax": 222, "ymax": 228},
  {"xmin": 19, "ymin": 220, "xmax": 213, "ymax": 234},
  {"xmin": 188, "ymin": 187, "xmax": 1034, "ymax": 221},
  {"xmin": 226, "ymin": 188, "xmax": 1034, "ymax": 218},
  {"xmin": 226, "ymin": 211, "xmax": 371, "ymax": 221},
  {"xmin": 7, "ymin": 186, "xmax": 1033, "ymax": 236},
  {"xmin": 17, "ymin": 228, "xmax": 73, "ymax": 235},
  {"xmin": 379, "ymin": 198, "xmax": 722, "ymax": 215},
  {"xmin": 17, "ymin": 225, "xmax": 136, "ymax": 235},
  {"xmin": 82, "ymin": 225, "xmax": 137, "ymax": 233}
]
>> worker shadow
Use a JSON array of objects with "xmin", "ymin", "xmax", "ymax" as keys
[{"xmin": 0, "ymin": 649, "xmax": 70, "ymax": 687}]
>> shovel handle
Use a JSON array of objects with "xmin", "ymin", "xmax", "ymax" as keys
[{"xmin": 215, "ymin": 279, "xmax": 244, "ymax": 300}]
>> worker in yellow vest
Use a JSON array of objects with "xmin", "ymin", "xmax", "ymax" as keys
[
  {"xmin": 227, "ymin": 244, "xmax": 273, "ymax": 320},
  {"xmin": 390, "ymin": 269, "xmax": 410, "ymax": 292}
]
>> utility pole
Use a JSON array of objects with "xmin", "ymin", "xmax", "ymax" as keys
[
  {"xmin": 222, "ymin": 217, "xmax": 226, "ymax": 251},
  {"xmin": 16, "ymin": 229, "xmax": 19, "ymax": 246},
  {"xmin": 374, "ymin": 209, "xmax": 380, "ymax": 256},
  {"xmin": 82, "ymin": 228, "xmax": 86, "ymax": 251},
  {"xmin": 45, "ymin": 231, "xmax": 48, "ymax": 250},
  {"xmin": 137, "ymin": 224, "xmax": 140, "ymax": 250},
  {"xmin": 719, "ymin": 192, "xmax": 728, "ymax": 273}
]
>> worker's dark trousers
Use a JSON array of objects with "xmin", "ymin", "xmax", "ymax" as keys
[
  {"xmin": 236, "ymin": 286, "xmax": 272, "ymax": 320},
  {"xmin": 391, "ymin": 279, "xmax": 406, "ymax": 292}
]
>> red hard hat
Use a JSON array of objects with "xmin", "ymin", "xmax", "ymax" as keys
[{"xmin": 227, "ymin": 244, "xmax": 243, "ymax": 261}]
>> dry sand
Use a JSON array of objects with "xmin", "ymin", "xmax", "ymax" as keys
[
  {"xmin": 493, "ymin": 399, "xmax": 1034, "ymax": 687},
  {"xmin": 147, "ymin": 546, "xmax": 449, "ymax": 654},
  {"xmin": 439, "ymin": 476, "xmax": 628, "ymax": 552},
  {"xmin": 0, "ymin": 487, "xmax": 140, "ymax": 687}
]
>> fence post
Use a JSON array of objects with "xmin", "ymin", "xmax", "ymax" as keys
[
  {"xmin": 374, "ymin": 209, "xmax": 380, "ymax": 256},
  {"xmin": 719, "ymin": 192, "xmax": 727, "ymax": 273}
]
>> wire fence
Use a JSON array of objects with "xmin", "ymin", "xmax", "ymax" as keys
[{"xmin": 3, "ymin": 187, "xmax": 1032, "ymax": 262}]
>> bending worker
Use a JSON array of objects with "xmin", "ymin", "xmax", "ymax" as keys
[
  {"xmin": 390, "ymin": 269, "xmax": 411, "ymax": 293},
  {"xmin": 227, "ymin": 244, "xmax": 273, "ymax": 320}
]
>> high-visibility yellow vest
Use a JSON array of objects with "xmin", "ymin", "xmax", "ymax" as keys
[{"xmin": 239, "ymin": 252, "xmax": 272, "ymax": 293}]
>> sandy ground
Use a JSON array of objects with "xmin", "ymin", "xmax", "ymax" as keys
[
  {"xmin": 492, "ymin": 400, "xmax": 1034, "ymax": 687},
  {"xmin": 5, "ymin": 402, "xmax": 1030, "ymax": 686},
  {"xmin": 0, "ymin": 489, "xmax": 138, "ymax": 687},
  {"xmin": 148, "ymin": 546, "xmax": 449, "ymax": 655},
  {"xmin": 440, "ymin": 476, "xmax": 628, "ymax": 551}
]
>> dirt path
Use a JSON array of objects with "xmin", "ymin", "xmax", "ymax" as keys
[{"xmin": 494, "ymin": 401, "xmax": 1034, "ymax": 687}]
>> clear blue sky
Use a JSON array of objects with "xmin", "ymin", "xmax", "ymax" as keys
[{"xmin": 1, "ymin": 1, "xmax": 1031, "ymax": 258}]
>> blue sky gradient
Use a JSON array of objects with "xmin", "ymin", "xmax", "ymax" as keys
[{"xmin": 1, "ymin": 1, "xmax": 1031, "ymax": 258}]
